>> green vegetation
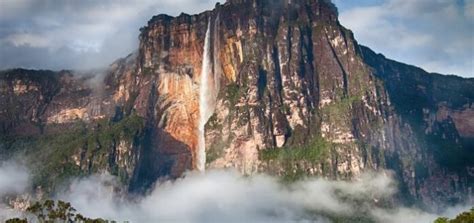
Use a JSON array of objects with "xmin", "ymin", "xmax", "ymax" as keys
[
  {"xmin": 434, "ymin": 208, "xmax": 474, "ymax": 223},
  {"xmin": 124, "ymin": 91, "xmax": 139, "ymax": 115},
  {"xmin": 260, "ymin": 136, "xmax": 332, "ymax": 182},
  {"xmin": 6, "ymin": 200, "xmax": 119, "ymax": 223},
  {"xmin": 205, "ymin": 81, "xmax": 250, "ymax": 164},
  {"xmin": 260, "ymin": 136, "xmax": 331, "ymax": 163},
  {"xmin": 141, "ymin": 67, "xmax": 153, "ymax": 76},
  {"xmin": 204, "ymin": 113, "xmax": 228, "ymax": 164},
  {"xmin": 205, "ymin": 137, "xmax": 227, "ymax": 165},
  {"xmin": 322, "ymin": 213, "xmax": 376, "ymax": 223},
  {"xmin": 205, "ymin": 113, "xmax": 221, "ymax": 130},
  {"xmin": 3, "ymin": 114, "xmax": 144, "ymax": 193},
  {"xmin": 279, "ymin": 103, "xmax": 290, "ymax": 114},
  {"xmin": 223, "ymin": 80, "xmax": 252, "ymax": 128},
  {"xmin": 5, "ymin": 219, "xmax": 27, "ymax": 223},
  {"xmin": 225, "ymin": 83, "xmax": 241, "ymax": 106},
  {"xmin": 321, "ymin": 94, "xmax": 361, "ymax": 125}
]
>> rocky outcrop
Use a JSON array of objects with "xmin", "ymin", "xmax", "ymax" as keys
[
  {"xmin": 0, "ymin": 0, "xmax": 472, "ymax": 208},
  {"xmin": 0, "ymin": 69, "xmax": 115, "ymax": 136}
]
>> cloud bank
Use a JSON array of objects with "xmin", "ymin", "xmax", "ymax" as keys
[
  {"xmin": 0, "ymin": 0, "xmax": 219, "ymax": 71},
  {"xmin": 334, "ymin": 0, "xmax": 474, "ymax": 77},
  {"xmin": 0, "ymin": 161, "xmax": 472, "ymax": 223},
  {"xmin": 58, "ymin": 170, "xmax": 469, "ymax": 223}
]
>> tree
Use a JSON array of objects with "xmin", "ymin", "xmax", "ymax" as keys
[
  {"xmin": 434, "ymin": 208, "xmax": 474, "ymax": 223},
  {"xmin": 5, "ymin": 218, "xmax": 27, "ymax": 223},
  {"xmin": 6, "ymin": 199, "xmax": 116, "ymax": 223}
]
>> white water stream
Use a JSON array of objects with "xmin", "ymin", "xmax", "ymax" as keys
[{"xmin": 197, "ymin": 22, "xmax": 213, "ymax": 172}]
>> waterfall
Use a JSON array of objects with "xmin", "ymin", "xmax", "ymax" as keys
[{"xmin": 197, "ymin": 21, "xmax": 212, "ymax": 172}]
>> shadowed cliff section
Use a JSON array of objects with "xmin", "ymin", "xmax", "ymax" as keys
[{"xmin": 360, "ymin": 46, "xmax": 474, "ymax": 205}]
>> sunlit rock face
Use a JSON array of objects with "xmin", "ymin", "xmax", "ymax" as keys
[{"xmin": 0, "ymin": 0, "xmax": 473, "ymax": 208}]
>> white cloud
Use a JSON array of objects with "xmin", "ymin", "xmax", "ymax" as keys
[
  {"xmin": 0, "ymin": 162, "xmax": 471, "ymax": 223},
  {"xmin": 1, "ymin": 0, "xmax": 471, "ymax": 77},
  {"xmin": 0, "ymin": 0, "xmax": 34, "ymax": 20},
  {"xmin": 0, "ymin": 161, "xmax": 30, "ymax": 196},
  {"xmin": 466, "ymin": 0, "xmax": 474, "ymax": 18},
  {"xmin": 0, "ymin": 0, "xmax": 221, "ymax": 70},
  {"xmin": 337, "ymin": 0, "xmax": 474, "ymax": 77},
  {"xmin": 57, "ymin": 170, "xmax": 470, "ymax": 223},
  {"xmin": 0, "ymin": 161, "xmax": 30, "ymax": 222},
  {"xmin": 4, "ymin": 33, "xmax": 51, "ymax": 48}
]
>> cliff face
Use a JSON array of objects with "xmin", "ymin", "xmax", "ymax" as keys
[
  {"xmin": 0, "ymin": 0, "xmax": 472, "ymax": 208},
  {"xmin": 360, "ymin": 46, "xmax": 474, "ymax": 206}
]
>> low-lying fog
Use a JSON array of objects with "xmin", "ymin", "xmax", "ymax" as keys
[{"xmin": 0, "ymin": 161, "xmax": 470, "ymax": 223}]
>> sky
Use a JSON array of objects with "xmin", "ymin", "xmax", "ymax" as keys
[{"xmin": 0, "ymin": 0, "xmax": 472, "ymax": 77}]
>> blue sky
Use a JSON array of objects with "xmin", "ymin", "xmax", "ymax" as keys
[{"xmin": 0, "ymin": 0, "xmax": 472, "ymax": 77}]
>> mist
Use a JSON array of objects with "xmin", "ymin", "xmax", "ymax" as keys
[
  {"xmin": 58, "ymin": 170, "xmax": 469, "ymax": 223},
  {"xmin": 0, "ymin": 161, "xmax": 471, "ymax": 222},
  {"xmin": 0, "ymin": 162, "xmax": 29, "ymax": 196},
  {"xmin": 0, "ymin": 161, "xmax": 30, "ymax": 221}
]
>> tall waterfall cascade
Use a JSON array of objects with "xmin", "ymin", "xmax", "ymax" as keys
[{"xmin": 197, "ymin": 21, "xmax": 216, "ymax": 172}]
